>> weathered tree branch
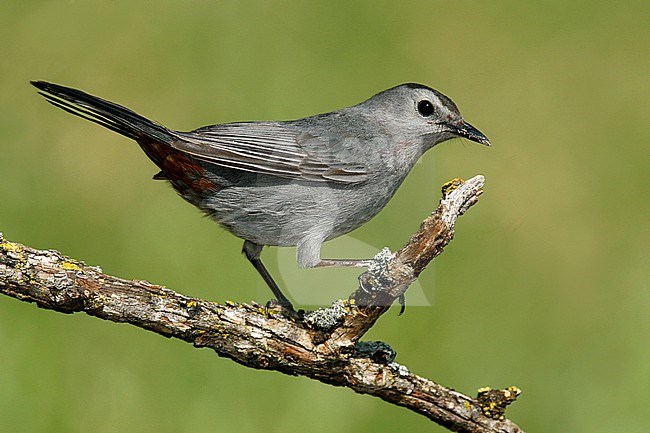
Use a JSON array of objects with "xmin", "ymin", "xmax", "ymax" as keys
[{"xmin": 0, "ymin": 175, "xmax": 524, "ymax": 433}]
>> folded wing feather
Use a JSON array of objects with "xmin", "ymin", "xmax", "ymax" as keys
[{"xmin": 174, "ymin": 122, "xmax": 368, "ymax": 184}]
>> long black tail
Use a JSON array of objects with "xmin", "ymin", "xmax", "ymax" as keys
[{"xmin": 31, "ymin": 81, "xmax": 175, "ymax": 144}]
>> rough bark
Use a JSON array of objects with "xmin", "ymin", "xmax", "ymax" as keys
[{"xmin": 0, "ymin": 175, "xmax": 524, "ymax": 433}]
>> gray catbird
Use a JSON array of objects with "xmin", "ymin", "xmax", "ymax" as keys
[{"xmin": 31, "ymin": 81, "xmax": 489, "ymax": 309}]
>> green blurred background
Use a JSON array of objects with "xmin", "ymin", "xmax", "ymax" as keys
[{"xmin": 1, "ymin": 1, "xmax": 648, "ymax": 432}]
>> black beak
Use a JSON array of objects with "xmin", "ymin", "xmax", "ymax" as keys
[{"xmin": 449, "ymin": 120, "xmax": 491, "ymax": 146}]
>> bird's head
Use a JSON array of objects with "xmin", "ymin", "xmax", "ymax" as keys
[{"xmin": 366, "ymin": 83, "xmax": 490, "ymax": 151}]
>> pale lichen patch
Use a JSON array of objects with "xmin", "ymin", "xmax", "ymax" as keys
[
  {"xmin": 1, "ymin": 239, "xmax": 25, "ymax": 262},
  {"xmin": 61, "ymin": 261, "xmax": 82, "ymax": 272}
]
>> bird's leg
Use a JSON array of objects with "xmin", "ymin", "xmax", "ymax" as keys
[
  {"xmin": 242, "ymin": 240, "xmax": 294, "ymax": 311},
  {"xmin": 314, "ymin": 259, "xmax": 374, "ymax": 268},
  {"xmin": 296, "ymin": 237, "xmax": 375, "ymax": 269}
]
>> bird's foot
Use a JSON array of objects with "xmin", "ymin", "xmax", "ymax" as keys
[{"xmin": 265, "ymin": 298, "xmax": 304, "ymax": 320}]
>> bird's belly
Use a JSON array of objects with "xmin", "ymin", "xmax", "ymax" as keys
[{"xmin": 200, "ymin": 181, "xmax": 393, "ymax": 247}]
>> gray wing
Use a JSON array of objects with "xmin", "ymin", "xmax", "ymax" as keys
[{"xmin": 172, "ymin": 122, "xmax": 368, "ymax": 184}]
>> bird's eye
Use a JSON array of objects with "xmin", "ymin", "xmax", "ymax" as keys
[{"xmin": 417, "ymin": 100, "xmax": 435, "ymax": 117}]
